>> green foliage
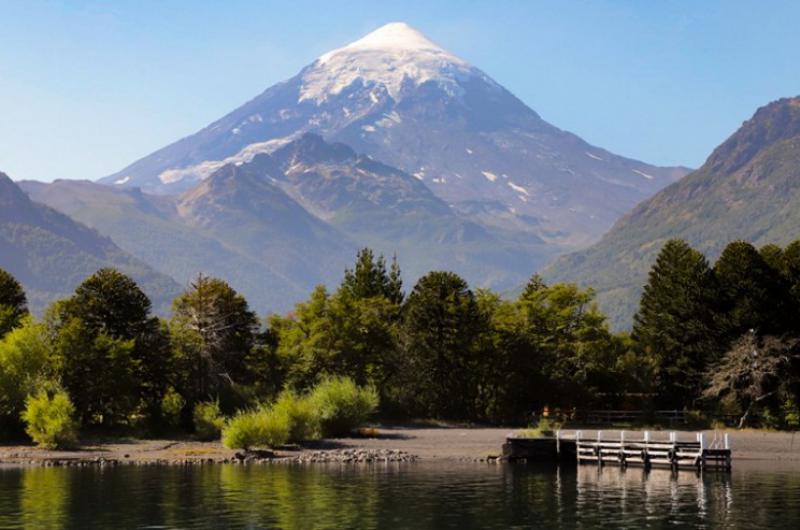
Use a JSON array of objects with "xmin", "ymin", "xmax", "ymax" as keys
[
  {"xmin": 21, "ymin": 389, "xmax": 78, "ymax": 449},
  {"xmin": 341, "ymin": 248, "xmax": 404, "ymax": 304},
  {"xmin": 518, "ymin": 418, "xmax": 561, "ymax": 438},
  {"xmin": 160, "ymin": 387, "xmax": 185, "ymax": 427},
  {"xmin": 50, "ymin": 269, "xmax": 172, "ymax": 426},
  {"xmin": 51, "ymin": 316, "xmax": 139, "ymax": 425},
  {"xmin": 272, "ymin": 390, "xmax": 319, "ymax": 442},
  {"xmin": 632, "ymin": 240, "xmax": 721, "ymax": 408},
  {"xmin": 171, "ymin": 274, "xmax": 259, "ymax": 412},
  {"xmin": 0, "ymin": 268, "xmax": 28, "ymax": 338},
  {"xmin": 0, "ymin": 318, "xmax": 53, "ymax": 432},
  {"xmin": 270, "ymin": 284, "xmax": 400, "ymax": 391},
  {"xmin": 309, "ymin": 377, "xmax": 378, "ymax": 437},
  {"xmin": 398, "ymin": 271, "xmax": 488, "ymax": 419},
  {"xmin": 222, "ymin": 407, "xmax": 290, "ymax": 450},
  {"xmin": 714, "ymin": 241, "xmax": 793, "ymax": 339},
  {"xmin": 193, "ymin": 401, "xmax": 226, "ymax": 441}
]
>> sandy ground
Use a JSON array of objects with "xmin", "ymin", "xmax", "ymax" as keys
[{"xmin": 1, "ymin": 425, "xmax": 799, "ymax": 465}]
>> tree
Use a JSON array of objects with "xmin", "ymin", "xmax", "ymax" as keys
[
  {"xmin": 52, "ymin": 268, "xmax": 171, "ymax": 424},
  {"xmin": 714, "ymin": 240, "xmax": 792, "ymax": 340},
  {"xmin": 0, "ymin": 318, "xmax": 53, "ymax": 434},
  {"xmin": 514, "ymin": 278, "xmax": 620, "ymax": 411},
  {"xmin": 0, "ymin": 268, "xmax": 28, "ymax": 338},
  {"xmin": 704, "ymin": 332, "xmax": 799, "ymax": 428},
  {"xmin": 171, "ymin": 274, "xmax": 259, "ymax": 413},
  {"xmin": 270, "ymin": 285, "xmax": 399, "ymax": 392},
  {"xmin": 782, "ymin": 240, "xmax": 800, "ymax": 331},
  {"xmin": 51, "ymin": 316, "xmax": 138, "ymax": 425},
  {"xmin": 340, "ymin": 248, "xmax": 403, "ymax": 303},
  {"xmin": 632, "ymin": 240, "xmax": 721, "ymax": 408},
  {"xmin": 398, "ymin": 271, "xmax": 488, "ymax": 419}
]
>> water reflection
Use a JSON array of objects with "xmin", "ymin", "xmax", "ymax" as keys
[{"xmin": 0, "ymin": 462, "xmax": 798, "ymax": 529}]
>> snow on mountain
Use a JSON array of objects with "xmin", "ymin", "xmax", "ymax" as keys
[
  {"xmin": 101, "ymin": 22, "xmax": 690, "ymax": 251},
  {"xmin": 299, "ymin": 22, "xmax": 486, "ymax": 103}
]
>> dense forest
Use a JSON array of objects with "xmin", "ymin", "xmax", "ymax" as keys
[{"xmin": 2, "ymin": 240, "xmax": 800, "ymax": 448}]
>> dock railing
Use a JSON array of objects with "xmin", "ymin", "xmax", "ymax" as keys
[{"xmin": 572, "ymin": 430, "xmax": 731, "ymax": 470}]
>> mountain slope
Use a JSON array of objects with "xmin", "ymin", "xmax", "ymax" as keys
[
  {"xmin": 0, "ymin": 172, "xmax": 180, "ymax": 314},
  {"xmin": 235, "ymin": 133, "xmax": 556, "ymax": 285},
  {"xmin": 28, "ymin": 134, "xmax": 559, "ymax": 310},
  {"xmin": 19, "ymin": 178, "xmax": 314, "ymax": 312},
  {"xmin": 544, "ymin": 97, "xmax": 800, "ymax": 329},
  {"xmin": 176, "ymin": 155, "xmax": 356, "ymax": 294},
  {"xmin": 101, "ymin": 22, "xmax": 688, "ymax": 249}
]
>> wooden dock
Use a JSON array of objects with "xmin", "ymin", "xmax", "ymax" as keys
[
  {"xmin": 575, "ymin": 431, "xmax": 731, "ymax": 471},
  {"xmin": 504, "ymin": 430, "xmax": 731, "ymax": 471}
]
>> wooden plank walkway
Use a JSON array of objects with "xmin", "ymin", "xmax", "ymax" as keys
[{"xmin": 572, "ymin": 430, "xmax": 731, "ymax": 471}]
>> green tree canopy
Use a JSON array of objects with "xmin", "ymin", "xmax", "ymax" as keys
[
  {"xmin": 51, "ymin": 268, "xmax": 170, "ymax": 425},
  {"xmin": 633, "ymin": 239, "xmax": 721, "ymax": 408},
  {"xmin": 340, "ymin": 248, "xmax": 404, "ymax": 304},
  {"xmin": 171, "ymin": 274, "xmax": 259, "ymax": 411},
  {"xmin": 714, "ymin": 240, "xmax": 792, "ymax": 339},
  {"xmin": 0, "ymin": 268, "xmax": 28, "ymax": 338},
  {"xmin": 0, "ymin": 318, "xmax": 53, "ymax": 433},
  {"xmin": 398, "ymin": 271, "xmax": 488, "ymax": 419}
]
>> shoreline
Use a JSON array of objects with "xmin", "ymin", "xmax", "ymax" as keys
[{"xmin": 2, "ymin": 425, "xmax": 800, "ymax": 467}]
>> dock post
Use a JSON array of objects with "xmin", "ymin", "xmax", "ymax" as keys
[
  {"xmin": 699, "ymin": 432, "xmax": 706, "ymax": 470},
  {"xmin": 597, "ymin": 430, "xmax": 604, "ymax": 466},
  {"xmin": 643, "ymin": 431, "xmax": 651, "ymax": 470},
  {"xmin": 619, "ymin": 431, "xmax": 626, "ymax": 468},
  {"xmin": 724, "ymin": 433, "xmax": 731, "ymax": 470},
  {"xmin": 556, "ymin": 429, "xmax": 561, "ymax": 457}
]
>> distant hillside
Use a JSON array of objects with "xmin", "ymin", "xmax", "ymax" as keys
[
  {"xmin": 0, "ymin": 172, "xmax": 180, "ymax": 314},
  {"xmin": 544, "ymin": 97, "xmax": 800, "ymax": 330},
  {"xmin": 23, "ymin": 134, "xmax": 559, "ymax": 313}
]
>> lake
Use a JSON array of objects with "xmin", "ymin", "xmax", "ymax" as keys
[{"xmin": 1, "ymin": 461, "xmax": 799, "ymax": 528}]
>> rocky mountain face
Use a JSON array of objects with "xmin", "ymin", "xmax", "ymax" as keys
[
  {"xmin": 25, "ymin": 134, "xmax": 556, "ymax": 312},
  {"xmin": 100, "ymin": 22, "xmax": 688, "ymax": 250},
  {"xmin": 0, "ymin": 172, "xmax": 180, "ymax": 314},
  {"xmin": 544, "ymin": 97, "xmax": 800, "ymax": 330}
]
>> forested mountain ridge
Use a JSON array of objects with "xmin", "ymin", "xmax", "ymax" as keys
[
  {"xmin": 24, "ymin": 134, "xmax": 557, "ymax": 312},
  {"xmin": 544, "ymin": 96, "xmax": 800, "ymax": 329},
  {"xmin": 0, "ymin": 172, "xmax": 180, "ymax": 314}
]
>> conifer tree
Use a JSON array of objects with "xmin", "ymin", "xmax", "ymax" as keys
[
  {"xmin": 0, "ymin": 268, "xmax": 28, "ymax": 338},
  {"xmin": 399, "ymin": 271, "xmax": 488, "ymax": 419},
  {"xmin": 714, "ymin": 240, "xmax": 791, "ymax": 340},
  {"xmin": 632, "ymin": 239, "xmax": 720, "ymax": 408}
]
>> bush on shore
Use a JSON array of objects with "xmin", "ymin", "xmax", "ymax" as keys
[
  {"xmin": 193, "ymin": 401, "xmax": 226, "ymax": 441},
  {"xmin": 272, "ymin": 390, "xmax": 320, "ymax": 442},
  {"xmin": 21, "ymin": 388, "xmax": 78, "ymax": 449},
  {"xmin": 309, "ymin": 377, "xmax": 379, "ymax": 437},
  {"xmin": 222, "ymin": 407, "xmax": 290, "ymax": 450}
]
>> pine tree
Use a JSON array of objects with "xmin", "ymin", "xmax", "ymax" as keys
[
  {"xmin": 386, "ymin": 255, "xmax": 404, "ymax": 305},
  {"xmin": 783, "ymin": 240, "xmax": 800, "ymax": 317},
  {"xmin": 714, "ymin": 240, "xmax": 791, "ymax": 340},
  {"xmin": 632, "ymin": 239, "xmax": 720, "ymax": 408},
  {"xmin": 399, "ymin": 271, "xmax": 488, "ymax": 419},
  {"xmin": 0, "ymin": 268, "xmax": 28, "ymax": 338},
  {"xmin": 340, "ymin": 248, "xmax": 404, "ymax": 303}
]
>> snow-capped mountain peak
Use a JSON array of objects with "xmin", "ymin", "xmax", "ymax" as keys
[
  {"xmin": 320, "ymin": 22, "xmax": 451, "ymax": 58},
  {"xmin": 299, "ymin": 22, "xmax": 475, "ymax": 103}
]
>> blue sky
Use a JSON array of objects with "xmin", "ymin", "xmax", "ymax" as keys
[{"xmin": 2, "ymin": 0, "xmax": 799, "ymax": 181}]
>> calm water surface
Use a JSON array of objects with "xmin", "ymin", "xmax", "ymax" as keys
[{"xmin": 1, "ymin": 461, "xmax": 799, "ymax": 529}]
